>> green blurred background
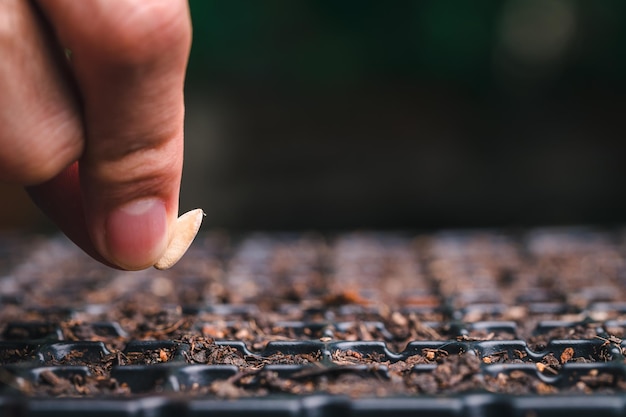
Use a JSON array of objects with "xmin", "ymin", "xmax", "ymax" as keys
[
  {"xmin": 4, "ymin": 0, "xmax": 626, "ymax": 231},
  {"xmin": 181, "ymin": 0, "xmax": 626, "ymax": 230}
]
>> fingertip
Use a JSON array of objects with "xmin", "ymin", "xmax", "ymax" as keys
[{"xmin": 102, "ymin": 198, "xmax": 169, "ymax": 270}]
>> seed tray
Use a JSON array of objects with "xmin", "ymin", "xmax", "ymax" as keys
[{"xmin": 2, "ymin": 229, "xmax": 626, "ymax": 416}]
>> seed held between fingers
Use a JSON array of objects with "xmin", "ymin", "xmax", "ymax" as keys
[{"xmin": 154, "ymin": 208, "xmax": 204, "ymax": 270}]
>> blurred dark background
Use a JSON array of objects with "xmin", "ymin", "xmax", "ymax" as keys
[
  {"xmin": 181, "ymin": 0, "xmax": 626, "ymax": 230},
  {"xmin": 3, "ymin": 0, "xmax": 626, "ymax": 231}
]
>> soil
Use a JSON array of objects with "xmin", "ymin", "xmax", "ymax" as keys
[{"xmin": 1, "ymin": 228, "xmax": 626, "ymax": 398}]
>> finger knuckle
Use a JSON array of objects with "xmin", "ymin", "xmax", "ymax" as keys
[
  {"xmin": 88, "ymin": 145, "xmax": 181, "ymax": 200},
  {"xmin": 94, "ymin": 0, "xmax": 191, "ymax": 65}
]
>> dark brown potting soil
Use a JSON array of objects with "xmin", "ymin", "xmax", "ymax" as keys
[{"xmin": 1, "ymin": 228, "xmax": 626, "ymax": 398}]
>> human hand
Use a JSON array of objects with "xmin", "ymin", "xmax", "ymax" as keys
[{"xmin": 0, "ymin": 0, "xmax": 192, "ymax": 270}]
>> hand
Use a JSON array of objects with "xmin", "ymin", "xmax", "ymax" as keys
[{"xmin": 0, "ymin": 0, "xmax": 192, "ymax": 270}]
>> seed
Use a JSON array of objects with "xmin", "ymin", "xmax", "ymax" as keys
[{"xmin": 154, "ymin": 209, "xmax": 204, "ymax": 270}]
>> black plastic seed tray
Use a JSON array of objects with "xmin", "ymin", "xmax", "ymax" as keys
[{"xmin": 3, "ymin": 229, "xmax": 626, "ymax": 416}]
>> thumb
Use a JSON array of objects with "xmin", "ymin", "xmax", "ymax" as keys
[{"xmin": 32, "ymin": 0, "xmax": 191, "ymax": 270}]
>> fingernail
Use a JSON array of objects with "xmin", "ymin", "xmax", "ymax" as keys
[{"xmin": 105, "ymin": 198, "xmax": 168, "ymax": 270}]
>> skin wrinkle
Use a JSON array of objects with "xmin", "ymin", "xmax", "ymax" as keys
[
  {"xmin": 82, "ymin": 111, "xmax": 183, "ymax": 175},
  {"xmin": 84, "ymin": 107, "xmax": 182, "ymax": 161},
  {"xmin": 2, "ymin": 72, "xmax": 83, "ymax": 181},
  {"xmin": 0, "ymin": 0, "xmax": 83, "ymax": 184},
  {"xmin": 76, "ymin": 60, "xmax": 185, "ymax": 165},
  {"xmin": 82, "ymin": 144, "xmax": 181, "ymax": 202},
  {"xmin": 15, "ymin": 116, "xmax": 82, "ymax": 182},
  {"xmin": 0, "ymin": 103, "xmax": 82, "ymax": 185}
]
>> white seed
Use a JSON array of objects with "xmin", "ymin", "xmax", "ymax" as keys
[{"xmin": 154, "ymin": 208, "xmax": 204, "ymax": 270}]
